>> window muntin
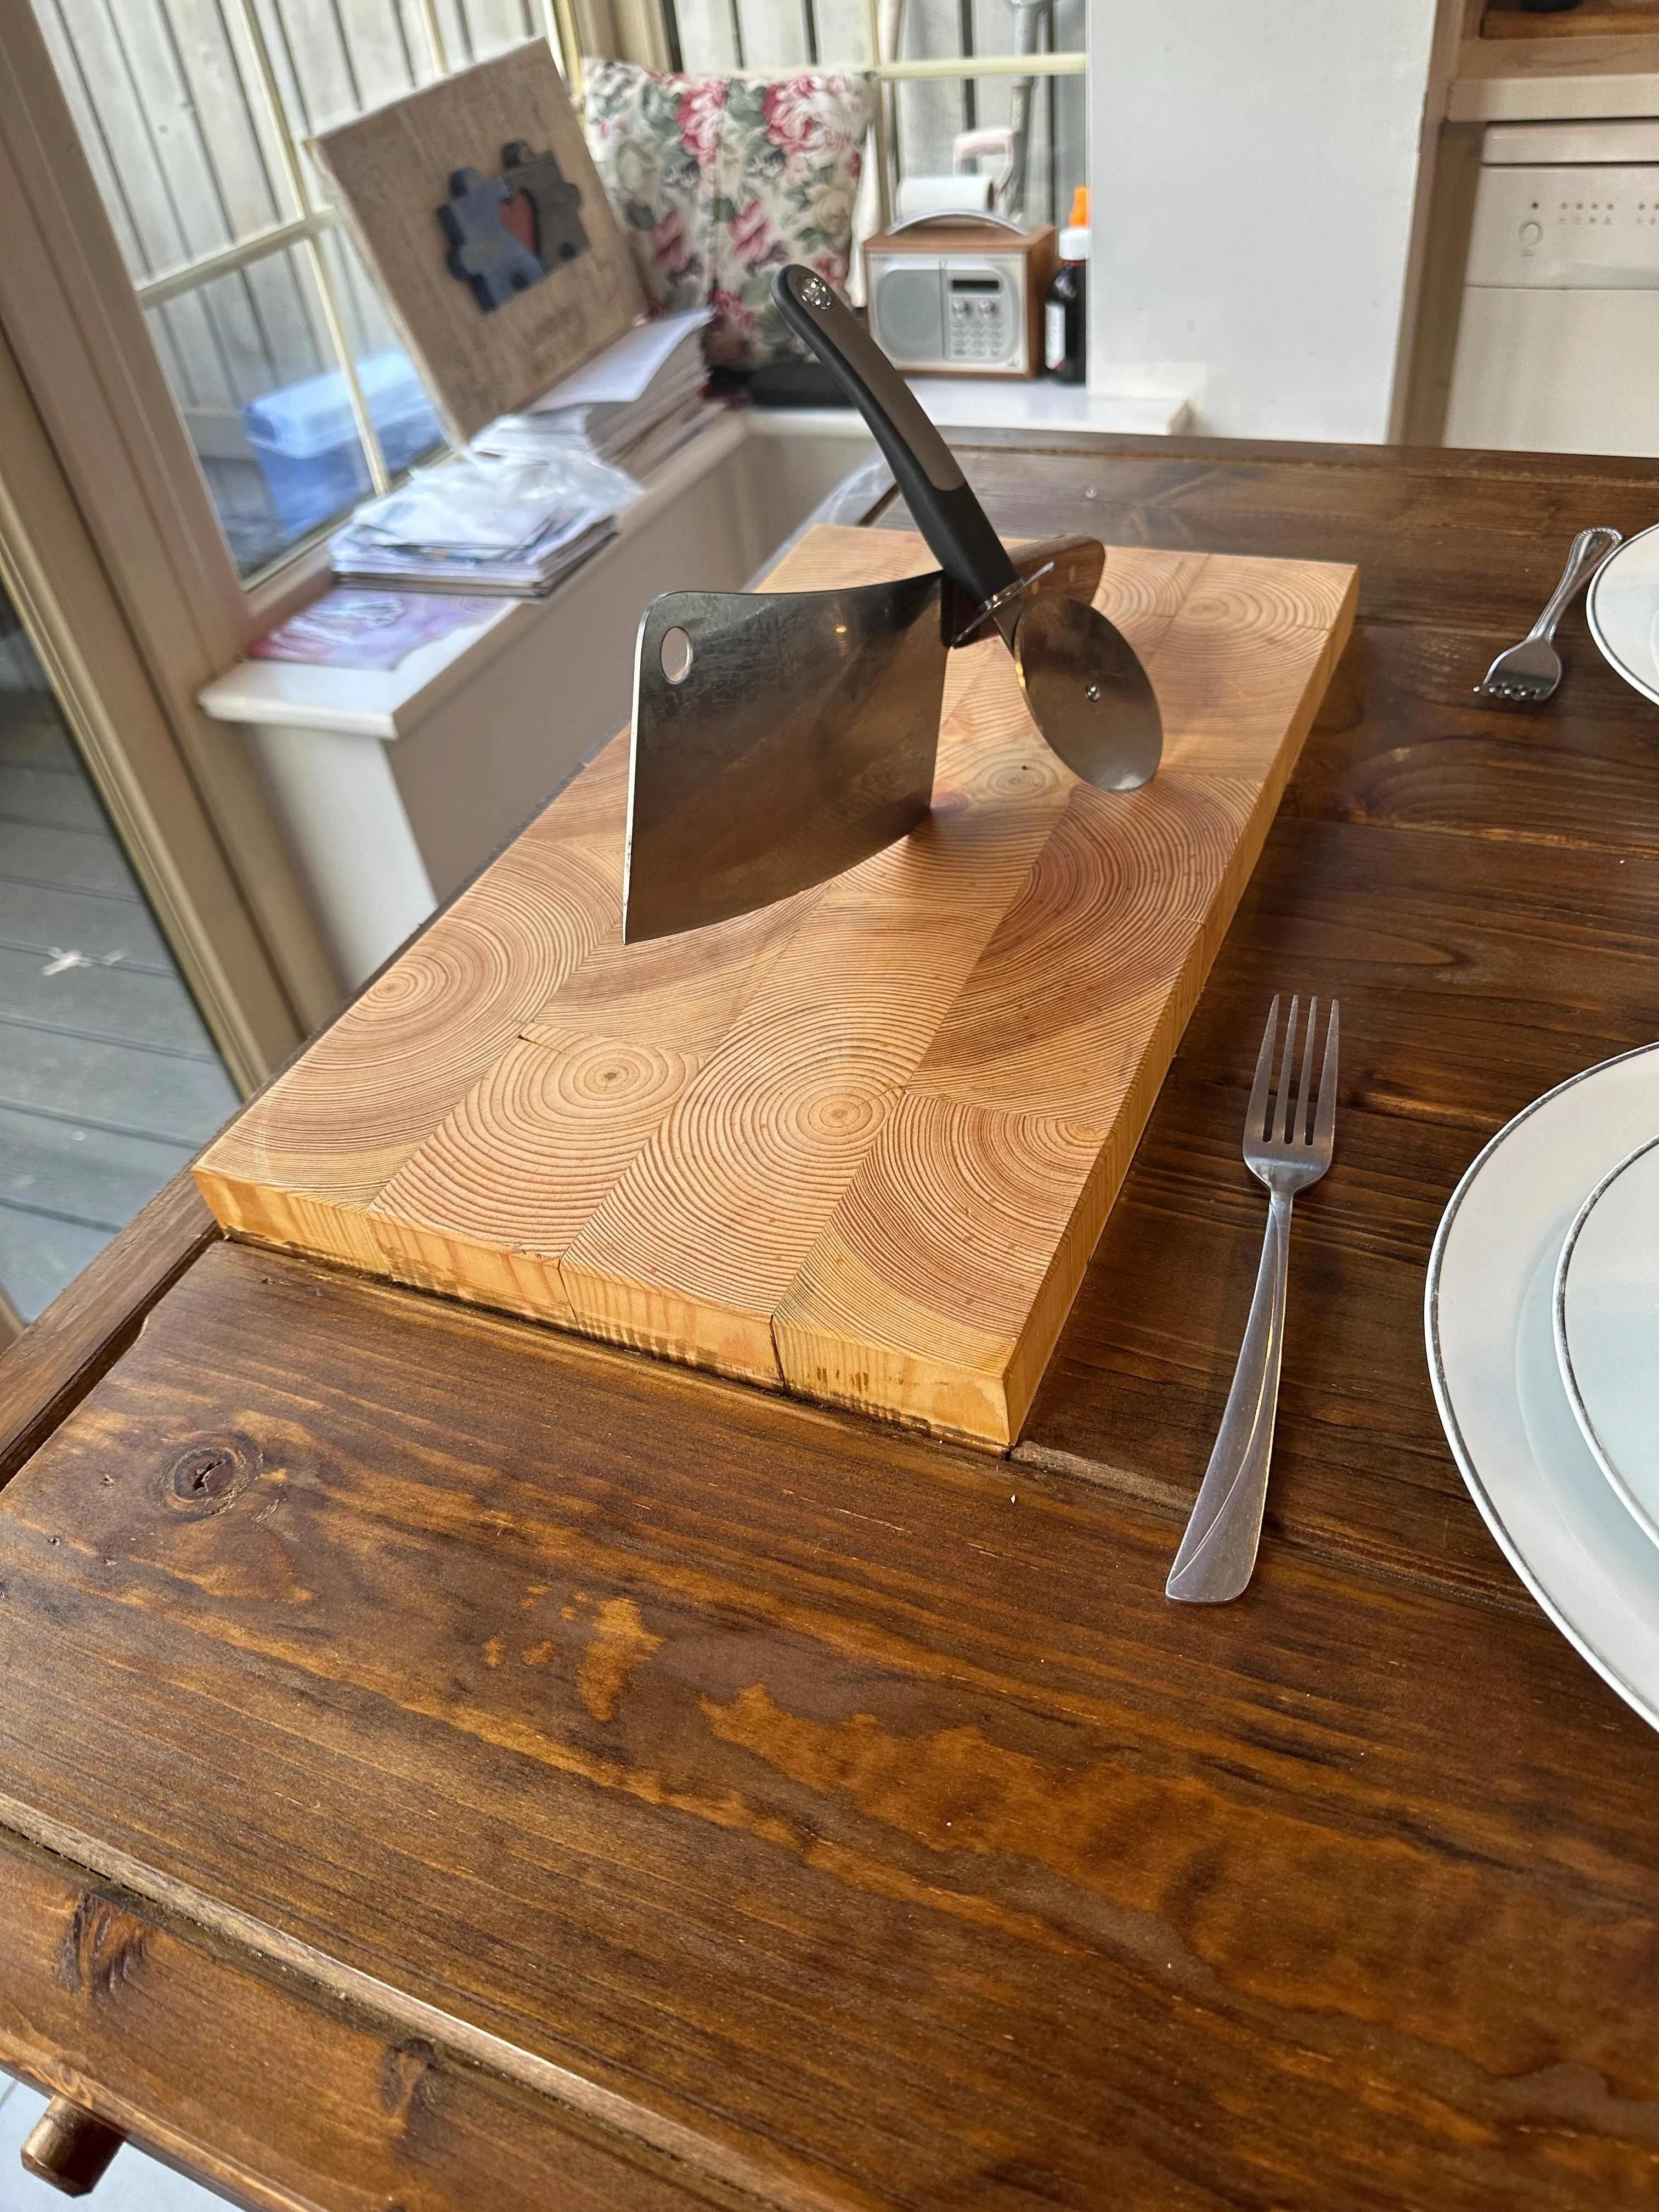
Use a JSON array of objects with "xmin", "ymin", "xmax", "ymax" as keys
[{"xmin": 32, "ymin": 0, "xmax": 565, "ymax": 579}]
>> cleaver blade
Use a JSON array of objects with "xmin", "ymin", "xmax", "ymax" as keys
[
  {"xmin": 623, "ymin": 568, "xmax": 948, "ymax": 944},
  {"xmin": 621, "ymin": 537, "xmax": 1108, "ymax": 944},
  {"xmin": 620, "ymin": 272, "xmax": 1162, "ymax": 947}
]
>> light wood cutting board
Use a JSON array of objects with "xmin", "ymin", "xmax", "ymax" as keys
[{"xmin": 196, "ymin": 526, "xmax": 1356, "ymax": 1448}]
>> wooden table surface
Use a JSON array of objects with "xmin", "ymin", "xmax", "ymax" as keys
[{"xmin": 5, "ymin": 433, "xmax": 1659, "ymax": 2211}]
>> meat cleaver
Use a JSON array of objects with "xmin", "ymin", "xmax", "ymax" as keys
[{"xmin": 622, "ymin": 267, "xmax": 1160, "ymax": 943}]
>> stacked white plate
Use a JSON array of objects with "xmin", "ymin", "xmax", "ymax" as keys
[
  {"xmin": 1588, "ymin": 520, "xmax": 1659, "ymax": 704},
  {"xmin": 1427, "ymin": 1045, "xmax": 1659, "ymax": 1727}
]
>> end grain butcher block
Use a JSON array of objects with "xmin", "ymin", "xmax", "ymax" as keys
[{"xmin": 196, "ymin": 526, "xmax": 1355, "ymax": 1447}]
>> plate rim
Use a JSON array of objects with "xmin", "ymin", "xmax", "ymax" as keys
[
  {"xmin": 1587, "ymin": 518, "xmax": 1659, "ymax": 707},
  {"xmin": 1424, "ymin": 1039, "xmax": 1659, "ymax": 1730},
  {"xmin": 1553, "ymin": 1130, "xmax": 1659, "ymax": 1555}
]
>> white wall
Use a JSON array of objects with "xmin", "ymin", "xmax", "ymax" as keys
[{"xmin": 1087, "ymin": 0, "xmax": 1444, "ymax": 441}]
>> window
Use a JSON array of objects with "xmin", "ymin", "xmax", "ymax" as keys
[
  {"xmin": 29, "ymin": 0, "xmax": 1085, "ymax": 583},
  {"xmin": 662, "ymin": 0, "xmax": 1086, "ymax": 233},
  {"xmin": 32, "ymin": 0, "xmax": 571, "ymax": 579}
]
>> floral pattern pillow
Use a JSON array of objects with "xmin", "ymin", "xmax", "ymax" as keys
[{"xmin": 584, "ymin": 60, "xmax": 874, "ymax": 369}]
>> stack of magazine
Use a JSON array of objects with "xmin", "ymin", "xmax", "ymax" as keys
[
  {"xmin": 328, "ymin": 310, "xmax": 711, "ymax": 597},
  {"xmin": 328, "ymin": 447, "xmax": 637, "ymax": 597},
  {"xmin": 473, "ymin": 308, "xmax": 712, "ymax": 482}
]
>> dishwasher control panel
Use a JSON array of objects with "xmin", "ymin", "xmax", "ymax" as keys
[{"xmin": 1468, "ymin": 161, "xmax": 1659, "ymax": 289}]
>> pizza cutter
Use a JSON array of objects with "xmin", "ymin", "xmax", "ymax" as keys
[{"xmin": 770, "ymin": 264, "xmax": 1161, "ymax": 797}]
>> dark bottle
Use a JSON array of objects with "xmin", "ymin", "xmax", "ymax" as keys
[{"xmin": 1045, "ymin": 187, "xmax": 1089, "ymax": 385}]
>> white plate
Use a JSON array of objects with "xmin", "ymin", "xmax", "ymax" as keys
[
  {"xmin": 1587, "ymin": 521, "xmax": 1659, "ymax": 706},
  {"xmin": 1426, "ymin": 1043, "xmax": 1659, "ymax": 1732},
  {"xmin": 1554, "ymin": 1134, "xmax": 1659, "ymax": 1551}
]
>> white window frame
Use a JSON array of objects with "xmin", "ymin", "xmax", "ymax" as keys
[
  {"xmin": 38, "ymin": 0, "xmax": 583, "ymax": 602},
  {"xmin": 0, "ymin": 6, "xmax": 353, "ymax": 1067}
]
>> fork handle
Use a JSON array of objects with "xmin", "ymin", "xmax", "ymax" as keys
[
  {"xmin": 1166, "ymin": 1187, "xmax": 1293, "ymax": 1604},
  {"xmin": 1528, "ymin": 526, "xmax": 1623, "ymax": 644}
]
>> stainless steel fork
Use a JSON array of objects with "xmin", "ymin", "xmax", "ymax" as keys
[
  {"xmin": 1166, "ymin": 995, "xmax": 1339, "ymax": 1605},
  {"xmin": 1472, "ymin": 526, "xmax": 1622, "ymax": 704}
]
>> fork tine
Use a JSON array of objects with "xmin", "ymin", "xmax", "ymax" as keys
[
  {"xmin": 1313, "ymin": 998, "xmax": 1340, "ymax": 1150},
  {"xmin": 1272, "ymin": 994, "xmax": 1300, "ymax": 1143},
  {"xmin": 1296, "ymin": 996, "xmax": 1318, "ymax": 1143},
  {"xmin": 1245, "ymin": 996, "xmax": 1278, "ymax": 1145}
]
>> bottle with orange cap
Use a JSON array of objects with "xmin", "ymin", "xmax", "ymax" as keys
[{"xmin": 1045, "ymin": 185, "xmax": 1089, "ymax": 385}]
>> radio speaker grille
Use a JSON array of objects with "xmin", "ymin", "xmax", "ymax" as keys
[{"xmin": 871, "ymin": 266, "xmax": 944, "ymax": 365}]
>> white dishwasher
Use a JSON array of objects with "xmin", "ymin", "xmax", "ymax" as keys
[{"xmin": 1446, "ymin": 120, "xmax": 1659, "ymax": 456}]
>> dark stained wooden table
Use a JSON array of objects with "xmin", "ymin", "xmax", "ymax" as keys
[{"xmin": 4, "ymin": 433, "xmax": 1659, "ymax": 2211}]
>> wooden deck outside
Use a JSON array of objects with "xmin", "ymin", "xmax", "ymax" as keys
[{"xmin": 0, "ymin": 621, "xmax": 237, "ymax": 1321}]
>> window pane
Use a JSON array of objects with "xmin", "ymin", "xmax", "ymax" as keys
[
  {"xmin": 892, "ymin": 0, "xmax": 973, "ymax": 186},
  {"xmin": 32, "ymin": 0, "xmax": 300, "ymax": 282},
  {"xmin": 890, "ymin": 0, "xmax": 1087, "ymax": 231},
  {"xmin": 663, "ymin": 0, "xmax": 1084, "ymax": 227},
  {"xmin": 251, "ymin": 0, "xmax": 438, "ymax": 151},
  {"xmin": 444, "ymin": 0, "xmax": 543, "ymax": 66},
  {"xmin": 735, "ymin": 0, "xmax": 811, "ymax": 70},
  {"xmin": 674, "ymin": 0, "xmax": 873, "ymax": 71},
  {"xmin": 674, "ymin": 0, "xmax": 740, "ymax": 72},
  {"xmin": 37, "ymin": 0, "xmax": 475, "ymax": 580},
  {"xmin": 148, "ymin": 244, "xmax": 376, "ymax": 574},
  {"xmin": 813, "ymin": 0, "xmax": 870, "ymax": 65},
  {"xmin": 319, "ymin": 226, "xmax": 448, "ymax": 472}
]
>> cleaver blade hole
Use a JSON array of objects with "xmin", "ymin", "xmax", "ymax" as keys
[{"xmin": 660, "ymin": 626, "xmax": 693, "ymax": 685}]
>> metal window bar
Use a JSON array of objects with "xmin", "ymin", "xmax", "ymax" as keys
[
  {"xmin": 875, "ymin": 49, "xmax": 1082, "ymax": 77},
  {"xmin": 234, "ymin": 0, "xmax": 392, "ymax": 493},
  {"xmin": 416, "ymin": 0, "xmax": 450, "ymax": 69}
]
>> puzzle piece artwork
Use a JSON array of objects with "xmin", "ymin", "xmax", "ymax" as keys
[
  {"xmin": 437, "ymin": 142, "xmax": 590, "ymax": 313},
  {"xmin": 438, "ymin": 167, "xmax": 548, "ymax": 312},
  {"xmin": 501, "ymin": 139, "xmax": 590, "ymax": 269}
]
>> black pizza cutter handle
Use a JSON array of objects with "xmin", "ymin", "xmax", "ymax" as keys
[{"xmin": 772, "ymin": 264, "xmax": 1020, "ymax": 615}]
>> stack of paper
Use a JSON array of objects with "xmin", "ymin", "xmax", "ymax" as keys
[
  {"xmin": 474, "ymin": 308, "xmax": 713, "ymax": 482},
  {"xmin": 329, "ymin": 450, "xmax": 633, "ymax": 597}
]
